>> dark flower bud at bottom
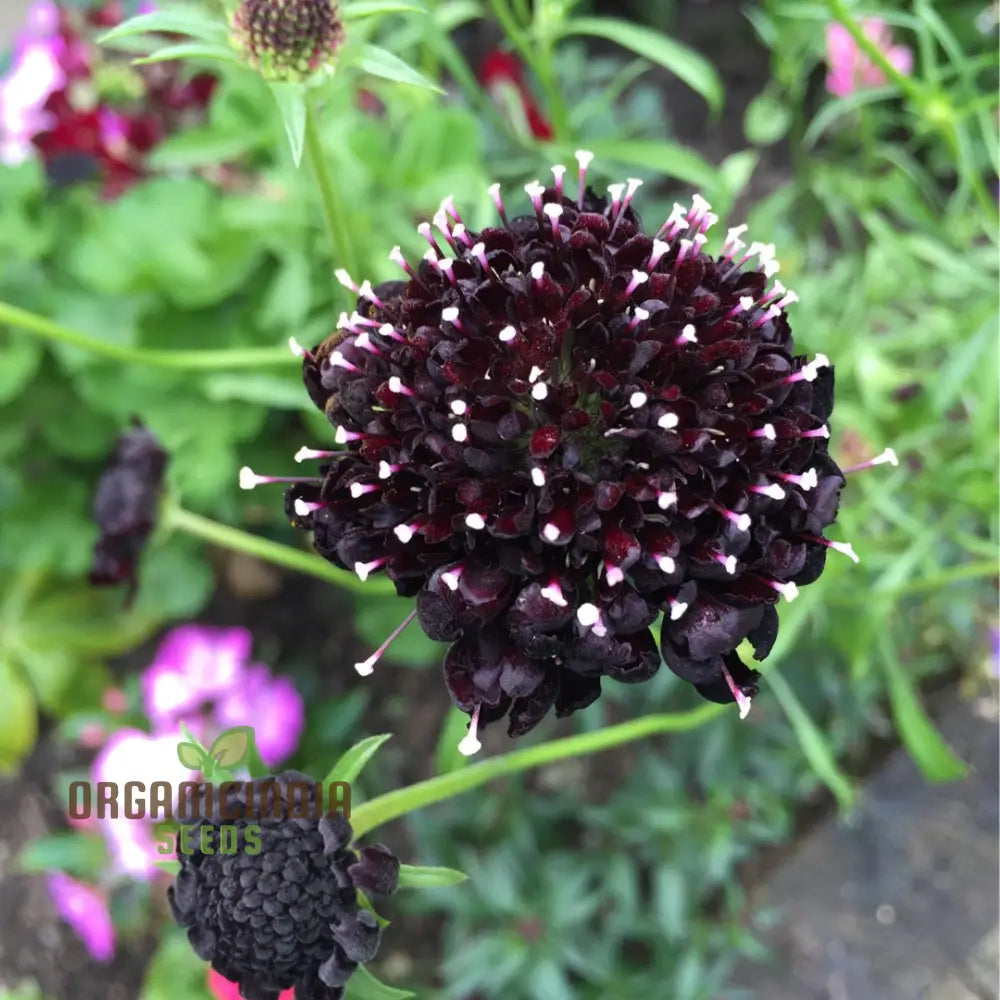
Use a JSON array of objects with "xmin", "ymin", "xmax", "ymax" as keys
[
  {"xmin": 89, "ymin": 420, "xmax": 167, "ymax": 600},
  {"xmin": 168, "ymin": 772, "xmax": 396, "ymax": 1000}
]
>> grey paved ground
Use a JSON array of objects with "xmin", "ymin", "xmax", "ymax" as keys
[{"xmin": 736, "ymin": 690, "xmax": 999, "ymax": 1000}]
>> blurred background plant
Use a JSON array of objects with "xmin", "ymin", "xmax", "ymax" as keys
[{"xmin": 0, "ymin": 0, "xmax": 996, "ymax": 998}]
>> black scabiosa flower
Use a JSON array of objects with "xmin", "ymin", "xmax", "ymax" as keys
[
  {"xmin": 253, "ymin": 153, "xmax": 856, "ymax": 752},
  {"xmin": 89, "ymin": 420, "xmax": 167, "ymax": 598},
  {"xmin": 169, "ymin": 773, "xmax": 398, "ymax": 1000},
  {"xmin": 232, "ymin": 0, "xmax": 344, "ymax": 82}
]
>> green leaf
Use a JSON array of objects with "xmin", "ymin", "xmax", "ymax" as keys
[
  {"xmin": 324, "ymin": 733, "xmax": 392, "ymax": 785},
  {"xmin": 743, "ymin": 89, "xmax": 792, "ymax": 146},
  {"xmin": 343, "ymin": 0, "xmax": 427, "ymax": 17},
  {"xmin": 209, "ymin": 726, "xmax": 253, "ymax": 768},
  {"xmin": 1, "ymin": 658, "xmax": 41, "ymax": 748},
  {"xmin": 767, "ymin": 666, "xmax": 856, "ymax": 812},
  {"xmin": 269, "ymin": 82, "xmax": 309, "ymax": 167},
  {"xmin": 434, "ymin": 708, "xmax": 473, "ymax": 775},
  {"xmin": 559, "ymin": 139, "xmax": 716, "ymax": 188},
  {"xmin": 176, "ymin": 741, "xmax": 206, "ymax": 770},
  {"xmin": 344, "ymin": 965, "xmax": 415, "ymax": 1000},
  {"xmin": 357, "ymin": 44, "xmax": 444, "ymax": 92},
  {"xmin": 880, "ymin": 644, "xmax": 968, "ymax": 782},
  {"xmin": 98, "ymin": 8, "xmax": 229, "ymax": 45},
  {"xmin": 18, "ymin": 832, "xmax": 108, "ymax": 877},
  {"xmin": 397, "ymin": 863, "xmax": 467, "ymax": 888},
  {"xmin": 0, "ymin": 339, "xmax": 41, "ymax": 404},
  {"xmin": 154, "ymin": 859, "xmax": 181, "ymax": 875},
  {"xmin": 141, "ymin": 925, "xmax": 218, "ymax": 1000},
  {"xmin": 133, "ymin": 42, "xmax": 243, "ymax": 66},
  {"xmin": 559, "ymin": 17, "xmax": 723, "ymax": 113}
]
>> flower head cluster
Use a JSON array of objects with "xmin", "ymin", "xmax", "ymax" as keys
[
  {"xmin": 89, "ymin": 421, "xmax": 168, "ymax": 598},
  {"xmin": 258, "ymin": 154, "xmax": 848, "ymax": 751},
  {"xmin": 169, "ymin": 773, "xmax": 398, "ymax": 999},
  {"xmin": 824, "ymin": 18, "xmax": 913, "ymax": 97},
  {"xmin": 0, "ymin": 0, "xmax": 216, "ymax": 195},
  {"xmin": 232, "ymin": 0, "xmax": 344, "ymax": 82}
]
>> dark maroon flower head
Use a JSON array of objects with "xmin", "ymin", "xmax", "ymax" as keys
[
  {"xmin": 89, "ymin": 420, "xmax": 167, "ymax": 599},
  {"xmin": 169, "ymin": 773, "xmax": 397, "ymax": 1000},
  {"xmin": 232, "ymin": 0, "xmax": 344, "ymax": 82},
  {"xmin": 282, "ymin": 153, "xmax": 845, "ymax": 749}
]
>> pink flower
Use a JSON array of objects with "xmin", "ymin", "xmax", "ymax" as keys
[
  {"xmin": 91, "ymin": 728, "xmax": 196, "ymax": 878},
  {"xmin": 208, "ymin": 969, "xmax": 295, "ymax": 1000},
  {"xmin": 825, "ymin": 19, "xmax": 913, "ymax": 97},
  {"xmin": 46, "ymin": 872, "xmax": 115, "ymax": 962},
  {"xmin": 0, "ymin": 2, "xmax": 65, "ymax": 164},
  {"xmin": 141, "ymin": 625, "xmax": 305, "ymax": 768}
]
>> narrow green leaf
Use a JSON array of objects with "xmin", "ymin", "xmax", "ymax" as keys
[
  {"xmin": 0, "ymin": 660, "xmax": 37, "ymax": 774},
  {"xmin": 154, "ymin": 859, "xmax": 181, "ymax": 875},
  {"xmin": 767, "ymin": 666, "xmax": 856, "ymax": 812},
  {"xmin": 18, "ymin": 832, "xmax": 108, "ymax": 877},
  {"xmin": 559, "ymin": 17, "xmax": 723, "ymax": 113},
  {"xmin": 323, "ymin": 733, "xmax": 393, "ymax": 785},
  {"xmin": 357, "ymin": 44, "xmax": 444, "ymax": 92},
  {"xmin": 270, "ymin": 82, "xmax": 309, "ymax": 167},
  {"xmin": 246, "ymin": 730, "xmax": 269, "ymax": 779},
  {"xmin": 343, "ymin": 0, "xmax": 427, "ymax": 17},
  {"xmin": 132, "ymin": 42, "xmax": 243, "ymax": 66},
  {"xmin": 98, "ymin": 9, "xmax": 229, "ymax": 45},
  {"xmin": 553, "ymin": 139, "xmax": 716, "ymax": 188},
  {"xmin": 880, "ymin": 640, "xmax": 967, "ymax": 783},
  {"xmin": 344, "ymin": 965, "xmax": 415, "ymax": 1000},
  {"xmin": 397, "ymin": 863, "xmax": 467, "ymax": 888},
  {"xmin": 433, "ymin": 708, "xmax": 473, "ymax": 775}
]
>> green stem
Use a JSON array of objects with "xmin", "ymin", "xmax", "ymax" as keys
[
  {"xmin": 163, "ymin": 504, "xmax": 396, "ymax": 596},
  {"xmin": 0, "ymin": 300, "xmax": 293, "ymax": 369},
  {"xmin": 488, "ymin": 0, "xmax": 570, "ymax": 140},
  {"xmin": 350, "ymin": 703, "xmax": 725, "ymax": 837},
  {"xmin": 304, "ymin": 94, "xmax": 359, "ymax": 277}
]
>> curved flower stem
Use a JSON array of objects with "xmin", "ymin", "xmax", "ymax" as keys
[
  {"xmin": 0, "ymin": 300, "xmax": 292, "ymax": 369},
  {"xmin": 349, "ymin": 702, "xmax": 726, "ymax": 837},
  {"xmin": 163, "ymin": 503, "xmax": 397, "ymax": 596},
  {"xmin": 304, "ymin": 92, "xmax": 359, "ymax": 278}
]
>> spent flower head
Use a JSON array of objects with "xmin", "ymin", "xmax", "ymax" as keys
[
  {"xmin": 232, "ymin": 0, "xmax": 344, "ymax": 82},
  {"xmin": 260, "ymin": 155, "xmax": 854, "ymax": 752},
  {"xmin": 169, "ymin": 772, "xmax": 398, "ymax": 999}
]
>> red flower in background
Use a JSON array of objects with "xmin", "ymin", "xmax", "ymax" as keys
[{"xmin": 478, "ymin": 49, "xmax": 553, "ymax": 140}]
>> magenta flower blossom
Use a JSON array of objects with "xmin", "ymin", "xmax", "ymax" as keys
[
  {"xmin": 91, "ymin": 728, "xmax": 196, "ymax": 878},
  {"xmin": 141, "ymin": 625, "xmax": 305, "ymax": 767},
  {"xmin": 46, "ymin": 872, "xmax": 115, "ymax": 962},
  {"xmin": 825, "ymin": 19, "xmax": 913, "ymax": 97},
  {"xmin": 0, "ymin": 1, "xmax": 65, "ymax": 164}
]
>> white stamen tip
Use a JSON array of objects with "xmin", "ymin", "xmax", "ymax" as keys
[
  {"xmin": 531, "ymin": 467, "xmax": 546, "ymax": 488},
  {"xmin": 528, "ymin": 366, "xmax": 544, "ymax": 383},
  {"xmin": 574, "ymin": 149, "xmax": 594, "ymax": 168},
  {"xmin": 378, "ymin": 461, "xmax": 394, "ymax": 479},
  {"xmin": 633, "ymin": 307, "xmax": 650, "ymax": 322},
  {"xmin": 530, "ymin": 261, "xmax": 545, "ymax": 280},
  {"xmin": 629, "ymin": 391, "xmax": 648, "ymax": 408},
  {"xmin": 734, "ymin": 513, "xmax": 752, "ymax": 532},
  {"xmin": 876, "ymin": 448, "xmax": 899, "ymax": 467},
  {"xmin": 607, "ymin": 182, "xmax": 625, "ymax": 202},
  {"xmin": 740, "ymin": 295, "xmax": 755, "ymax": 312},
  {"xmin": 441, "ymin": 306, "xmax": 460, "ymax": 323},
  {"xmin": 531, "ymin": 382, "xmax": 549, "ymax": 401},
  {"xmin": 831, "ymin": 540, "xmax": 860, "ymax": 563},
  {"xmin": 778, "ymin": 581, "xmax": 799, "ymax": 602},
  {"xmin": 450, "ymin": 400, "xmax": 468, "ymax": 416},
  {"xmin": 288, "ymin": 336, "xmax": 307, "ymax": 357},
  {"xmin": 293, "ymin": 499, "xmax": 316, "ymax": 517},
  {"xmin": 457, "ymin": 733, "xmax": 481, "ymax": 757},
  {"xmin": 498, "ymin": 325, "xmax": 517, "ymax": 342},
  {"xmin": 334, "ymin": 268, "xmax": 354, "ymax": 289},
  {"xmin": 605, "ymin": 565, "xmax": 625, "ymax": 586},
  {"xmin": 658, "ymin": 412, "xmax": 679, "ymax": 430},
  {"xmin": 239, "ymin": 467, "xmax": 260, "ymax": 490},
  {"xmin": 354, "ymin": 561, "xmax": 372, "ymax": 581},
  {"xmin": 354, "ymin": 656, "xmax": 376, "ymax": 677},
  {"xmin": 465, "ymin": 513, "xmax": 486, "ymax": 530},
  {"xmin": 441, "ymin": 569, "xmax": 462, "ymax": 591},
  {"xmin": 759, "ymin": 423, "xmax": 776, "ymax": 441},
  {"xmin": 577, "ymin": 603, "xmax": 600, "ymax": 627},
  {"xmin": 543, "ymin": 202, "xmax": 563, "ymax": 219},
  {"xmin": 541, "ymin": 583, "xmax": 568, "ymax": 607},
  {"xmin": 802, "ymin": 468, "xmax": 819, "ymax": 490},
  {"xmin": 670, "ymin": 601, "xmax": 688, "ymax": 621},
  {"xmin": 658, "ymin": 490, "xmax": 678, "ymax": 510},
  {"xmin": 656, "ymin": 555, "xmax": 676, "ymax": 574},
  {"xmin": 680, "ymin": 324, "xmax": 698, "ymax": 343},
  {"xmin": 388, "ymin": 376, "xmax": 405, "ymax": 394},
  {"xmin": 294, "ymin": 446, "xmax": 316, "ymax": 463},
  {"xmin": 394, "ymin": 524, "xmax": 415, "ymax": 543},
  {"xmin": 452, "ymin": 424, "xmax": 469, "ymax": 443},
  {"xmin": 722, "ymin": 555, "xmax": 737, "ymax": 574},
  {"xmin": 542, "ymin": 523, "xmax": 561, "ymax": 542}
]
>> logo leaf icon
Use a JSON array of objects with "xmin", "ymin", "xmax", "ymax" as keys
[
  {"xmin": 210, "ymin": 726, "xmax": 253, "ymax": 768},
  {"xmin": 177, "ymin": 741, "xmax": 206, "ymax": 770}
]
